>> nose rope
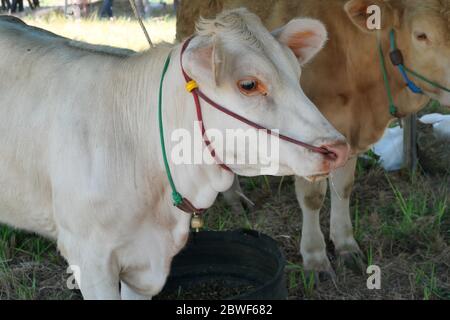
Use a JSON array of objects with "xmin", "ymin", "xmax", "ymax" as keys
[{"xmin": 329, "ymin": 172, "xmax": 343, "ymax": 201}]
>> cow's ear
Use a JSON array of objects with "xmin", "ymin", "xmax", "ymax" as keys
[
  {"xmin": 344, "ymin": 0, "xmax": 399, "ymax": 33},
  {"xmin": 182, "ymin": 37, "xmax": 225, "ymax": 87},
  {"xmin": 273, "ymin": 18, "xmax": 328, "ymax": 65}
]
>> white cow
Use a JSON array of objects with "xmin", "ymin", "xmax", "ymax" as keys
[{"xmin": 0, "ymin": 10, "xmax": 348, "ymax": 299}]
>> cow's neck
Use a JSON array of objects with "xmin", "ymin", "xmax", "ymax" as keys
[{"xmin": 147, "ymin": 46, "xmax": 235, "ymax": 211}]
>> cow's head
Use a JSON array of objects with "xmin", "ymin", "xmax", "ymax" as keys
[
  {"xmin": 181, "ymin": 9, "xmax": 349, "ymax": 178},
  {"xmin": 345, "ymin": 0, "xmax": 450, "ymax": 107}
]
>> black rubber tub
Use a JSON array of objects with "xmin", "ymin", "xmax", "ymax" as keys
[{"xmin": 157, "ymin": 229, "xmax": 287, "ymax": 300}]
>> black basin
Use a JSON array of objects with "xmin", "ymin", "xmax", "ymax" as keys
[{"xmin": 157, "ymin": 229, "xmax": 287, "ymax": 300}]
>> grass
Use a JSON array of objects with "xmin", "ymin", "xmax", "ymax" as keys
[
  {"xmin": 381, "ymin": 172, "xmax": 448, "ymax": 246},
  {"xmin": 416, "ymin": 264, "xmax": 438, "ymax": 300},
  {"xmin": 0, "ymin": 226, "xmax": 79, "ymax": 299},
  {"xmin": 286, "ymin": 262, "xmax": 316, "ymax": 299},
  {"xmin": 22, "ymin": 10, "xmax": 176, "ymax": 52},
  {"xmin": 366, "ymin": 244, "xmax": 374, "ymax": 267}
]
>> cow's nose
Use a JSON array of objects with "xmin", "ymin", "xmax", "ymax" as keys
[{"xmin": 321, "ymin": 142, "xmax": 351, "ymax": 170}]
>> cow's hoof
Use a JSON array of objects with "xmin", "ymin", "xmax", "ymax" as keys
[
  {"xmin": 303, "ymin": 268, "xmax": 337, "ymax": 289},
  {"xmin": 319, "ymin": 268, "xmax": 337, "ymax": 284},
  {"xmin": 301, "ymin": 249, "xmax": 340, "ymax": 288},
  {"xmin": 336, "ymin": 249, "xmax": 367, "ymax": 275}
]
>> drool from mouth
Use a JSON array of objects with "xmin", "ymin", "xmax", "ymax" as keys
[{"xmin": 305, "ymin": 173, "xmax": 329, "ymax": 183}]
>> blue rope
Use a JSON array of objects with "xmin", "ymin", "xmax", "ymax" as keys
[{"xmin": 389, "ymin": 30, "xmax": 423, "ymax": 94}]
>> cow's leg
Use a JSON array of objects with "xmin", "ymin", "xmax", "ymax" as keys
[
  {"xmin": 295, "ymin": 177, "xmax": 335, "ymax": 281},
  {"xmin": 77, "ymin": 264, "xmax": 120, "ymax": 300},
  {"xmin": 222, "ymin": 175, "xmax": 247, "ymax": 214},
  {"xmin": 329, "ymin": 157, "xmax": 365, "ymax": 273},
  {"xmin": 120, "ymin": 264, "xmax": 168, "ymax": 300},
  {"xmin": 120, "ymin": 281, "xmax": 152, "ymax": 300},
  {"xmin": 58, "ymin": 237, "xmax": 121, "ymax": 300}
]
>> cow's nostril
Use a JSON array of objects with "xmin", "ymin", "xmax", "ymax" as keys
[
  {"xmin": 321, "ymin": 142, "xmax": 351, "ymax": 169},
  {"xmin": 323, "ymin": 150, "xmax": 338, "ymax": 161}
]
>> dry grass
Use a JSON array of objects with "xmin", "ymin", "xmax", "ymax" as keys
[{"xmin": 22, "ymin": 12, "xmax": 176, "ymax": 52}]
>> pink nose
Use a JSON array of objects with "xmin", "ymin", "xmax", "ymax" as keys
[{"xmin": 321, "ymin": 142, "xmax": 351, "ymax": 170}]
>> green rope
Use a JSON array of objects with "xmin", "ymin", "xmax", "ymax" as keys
[
  {"xmin": 404, "ymin": 67, "xmax": 450, "ymax": 94},
  {"xmin": 158, "ymin": 53, "xmax": 183, "ymax": 207},
  {"xmin": 377, "ymin": 39, "xmax": 398, "ymax": 116}
]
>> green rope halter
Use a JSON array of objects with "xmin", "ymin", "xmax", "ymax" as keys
[
  {"xmin": 377, "ymin": 35, "xmax": 399, "ymax": 117},
  {"xmin": 158, "ymin": 53, "xmax": 183, "ymax": 207},
  {"xmin": 389, "ymin": 30, "xmax": 450, "ymax": 94}
]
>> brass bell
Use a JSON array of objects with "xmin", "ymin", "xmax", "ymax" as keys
[{"xmin": 191, "ymin": 214, "xmax": 204, "ymax": 232}]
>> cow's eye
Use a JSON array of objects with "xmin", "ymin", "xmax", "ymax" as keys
[
  {"xmin": 240, "ymin": 80, "xmax": 256, "ymax": 91},
  {"xmin": 415, "ymin": 32, "xmax": 428, "ymax": 42},
  {"xmin": 238, "ymin": 78, "xmax": 268, "ymax": 96}
]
